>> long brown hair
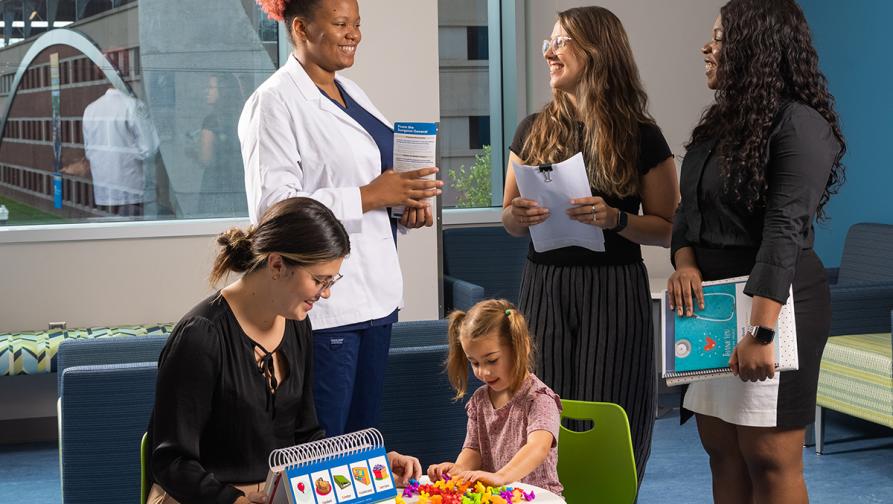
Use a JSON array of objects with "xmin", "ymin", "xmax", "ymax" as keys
[
  {"xmin": 446, "ymin": 299, "xmax": 533, "ymax": 400},
  {"xmin": 520, "ymin": 6, "xmax": 653, "ymax": 198},
  {"xmin": 210, "ymin": 197, "xmax": 350, "ymax": 285}
]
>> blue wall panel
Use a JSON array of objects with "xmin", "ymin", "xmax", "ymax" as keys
[{"xmin": 800, "ymin": 0, "xmax": 893, "ymax": 266}]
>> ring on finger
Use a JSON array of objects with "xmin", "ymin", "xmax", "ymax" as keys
[{"xmin": 591, "ymin": 204, "xmax": 597, "ymax": 214}]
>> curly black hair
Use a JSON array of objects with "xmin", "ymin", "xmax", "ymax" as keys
[{"xmin": 689, "ymin": 0, "xmax": 846, "ymax": 220}]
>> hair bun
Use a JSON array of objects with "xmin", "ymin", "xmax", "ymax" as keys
[
  {"xmin": 255, "ymin": 0, "xmax": 289, "ymax": 22},
  {"xmin": 217, "ymin": 228, "xmax": 254, "ymax": 272}
]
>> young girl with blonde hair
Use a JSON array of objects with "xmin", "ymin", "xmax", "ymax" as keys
[{"xmin": 427, "ymin": 299, "xmax": 563, "ymax": 495}]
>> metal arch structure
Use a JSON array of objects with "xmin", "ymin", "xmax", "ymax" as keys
[{"xmin": 0, "ymin": 27, "xmax": 131, "ymax": 139}]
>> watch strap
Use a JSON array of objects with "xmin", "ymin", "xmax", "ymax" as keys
[
  {"xmin": 747, "ymin": 324, "xmax": 776, "ymax": 345},
  {"xmin": 611, "ymin": 210, "xmax": 628, "ymax": 232}
]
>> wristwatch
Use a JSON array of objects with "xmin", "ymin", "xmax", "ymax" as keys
[
  {"xmin": 746, "ymin": 325, "xmax": 776, "ymax": 345},
  {"xmin": 610, "ymin": 210, "xmax": 628, "ymax": 232}
]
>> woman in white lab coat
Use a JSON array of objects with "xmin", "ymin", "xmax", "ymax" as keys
[{"xmin": 242, "ymin": 0, "xmax": 442, "ymax": 436}]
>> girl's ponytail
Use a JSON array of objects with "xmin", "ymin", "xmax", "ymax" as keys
[
  {"xmin": 446, "ymin": 310, "xmax": 470, "ymax": 399},
  {"xmin": 504, "ymin": 304, "xmax": 534, "ymax": 391}
]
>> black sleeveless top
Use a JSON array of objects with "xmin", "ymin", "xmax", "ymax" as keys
[{"xmin": 510, "ymin": 113, "xmax": 673, "ymax": 266}]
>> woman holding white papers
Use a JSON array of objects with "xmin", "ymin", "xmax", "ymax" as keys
[
  {"xmin": 242, "ymin": 0, "xmax": 443, "ymax": 438},
  {"xmin": 501, "ymin": 7, "xmax": 679, "ymax": 481},
  {"xmin": 668, "ymin": 0, "xmax": 845, "ymax": 501}
]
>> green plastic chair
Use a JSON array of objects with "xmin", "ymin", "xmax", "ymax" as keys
[
  {"xmin": 557, "ymin": 400, "xmax": 638, "ymax": 504},
  {"xmin": 140, "ymin": 432, "xmax": 149, "ymax": 504}
]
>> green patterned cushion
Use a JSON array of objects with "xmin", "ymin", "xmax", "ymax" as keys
[
  {"xmin": 817, "ymin": 333, "xmax": 893, "ymax": 428},
  {"xmin": 0, "ymin": 324, "xmax": 173, "ymax": 376}
]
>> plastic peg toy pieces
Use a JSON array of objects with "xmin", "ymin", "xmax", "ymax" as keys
[{"xmin": 398, "ymin": 477, "xmax": 536, "ymax": 504}]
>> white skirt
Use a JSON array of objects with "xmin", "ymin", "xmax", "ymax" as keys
[{"xmin": 683, "ymin": 375, "xmax": 781, "ymax": 427}]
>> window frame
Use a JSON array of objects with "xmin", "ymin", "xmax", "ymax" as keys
[{"xmin": 0, "ymin": 218, "xmax": 248, "ymax": 244}]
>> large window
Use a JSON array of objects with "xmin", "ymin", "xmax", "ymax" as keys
[
  {"xmin": 437, "ymin": 0, "xmax": 506, "ymax": 210},
  {"xmin": 437, "ymin": 0, "xmax": 521, "ymax": 215},
  {"xmin": 0, "ymin": 0, "xmax": 277, "ymax": 226},
  {"xmin": 0, "ymin": 0, "xmax": 516, "ymax": 228}
]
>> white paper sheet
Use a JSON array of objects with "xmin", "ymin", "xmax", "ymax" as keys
[{"xmin": 512, "ymin": 152, "xmax": 605, "ymax": 253}]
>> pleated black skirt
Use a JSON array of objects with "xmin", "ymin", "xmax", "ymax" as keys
[{"xmin": 518, "ymin": 259, "xmax": 656, "ymax": 482}]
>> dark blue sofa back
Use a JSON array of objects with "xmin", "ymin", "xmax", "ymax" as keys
[
  {"xmin": 837, "ymin": 223, "xmax": 893, "ymax": 284},
  {"xmin": 442, "ymin": 227, "xmax": 529, "ymax": 305},
  {"xmin": 60, "ymin": 363, "xmax": 157, "ymax": 504},
  {"xmin": 56, "ymin": 335, "xmax": 168, "ymax": 392}
]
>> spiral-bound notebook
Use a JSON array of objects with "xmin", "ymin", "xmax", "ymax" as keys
[
  {"xmin": 660, "ymin": 276, "xmax": 798, "ymax": 386},
  {"xmin": 264, "ymin": 428, "xmax": 397, "ymax": 504}
]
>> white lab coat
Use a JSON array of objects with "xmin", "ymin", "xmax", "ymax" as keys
[
  {"xmin": 239, "ymin": 56, "xmax": 402, "ymax": 330},
  {"xmin": 83, "ymin": 89, "xmax": 159, "ymax": 205}
]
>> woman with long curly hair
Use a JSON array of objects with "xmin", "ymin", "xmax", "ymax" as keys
[
  {"xmin": 502, "ymin": 6, "xmax": 679, "ymax": 481},
  {"xmin": 668, "ymin": 0, "xmax": 845, "ymax": 501}
]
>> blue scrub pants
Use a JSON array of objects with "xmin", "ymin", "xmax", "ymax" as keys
[{"xmin": 312, "ymin": 318, "xmax": 394, "ymax": 436}]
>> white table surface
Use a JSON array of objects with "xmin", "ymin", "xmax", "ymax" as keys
[{"xmin": 395, "ymin": 476, "xmax": 565, "ymax": 503}]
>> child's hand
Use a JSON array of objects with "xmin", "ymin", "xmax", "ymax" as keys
[
  {"xmin": 453, "ymin": 470, "xmax": 508, "ymax": 487},
  {"xmin": 426, "ymin": 462, "xmax": 455, "ymax": 482}
]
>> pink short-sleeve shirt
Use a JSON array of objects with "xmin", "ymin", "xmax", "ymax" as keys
[{"xmin": 462, "ymin": 373, "xmax": 563, "ymax": 495}]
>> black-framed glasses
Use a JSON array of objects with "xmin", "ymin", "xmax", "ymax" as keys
[{"xmin": 542, "ymin": 36, "xmax": 573, "ymax": 55}]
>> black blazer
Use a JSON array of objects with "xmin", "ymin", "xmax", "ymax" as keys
[{"xmin": 672, "ymin": 102, "xmax": 841, "ymax": 303}]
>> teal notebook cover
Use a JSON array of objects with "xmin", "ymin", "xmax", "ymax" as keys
[
  {"xmin": 671, "ymin": 282, "xmax": 738, "ymax": 372},
  {"xmin": 662, "ymin": 276, "xmax": 797, "ymax": 385}
]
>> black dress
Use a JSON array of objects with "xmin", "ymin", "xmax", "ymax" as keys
[
  {"xmin": 198, "ymin": 111, "xmax": 248, "ymax": 217},
  {"xmin": 672, "ymin": 101, "xmax": 839, "ymax": 427},
  {"xmin": 511, "ymin": 113, "xmax": 673, "ymax": 481},
  {"xmin": 147, "ymin": 293, "xmax": 323, "ymax": 503}
]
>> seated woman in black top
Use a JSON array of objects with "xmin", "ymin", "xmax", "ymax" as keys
[
  {"xmin": 147, "ymin": 197, "xmax": 421, "ymax": 504},
  {"xmin": 501, "ymin": 7, "xmax": 678, "ymax": 482}
]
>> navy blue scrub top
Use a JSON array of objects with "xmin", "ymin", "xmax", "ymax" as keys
[
  {"xmin": 320, "ymin": 81, "xmax": 394, "ymax": 173},
  {"xmin": 319, "ymin": 81, "xmax": 399, "ymax": 328}
]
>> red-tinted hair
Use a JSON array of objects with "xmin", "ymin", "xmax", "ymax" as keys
[{"xmin": 255, "ymin": 0, "xmax": 289, "ymax": 21}]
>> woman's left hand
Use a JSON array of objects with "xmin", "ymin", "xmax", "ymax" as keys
[
  {"xmin": 399, "ymin": 205, "xmax": 433, "ymax": 229},
  {"xmin": 566, "ymin": 196, "xmax": 619, "ymax": 229},
  {"xmin": 387, "ymin": 451, "xmax": 422, "ymax": 486},
  {"xmin": 729, "ymin": 336, "xmax": 776, "ymax": 382},
  {"xmin": 452, "ymin": 470, "xmax": 508, "ymax": 487}
]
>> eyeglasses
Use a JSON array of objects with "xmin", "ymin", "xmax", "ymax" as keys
[
  {"xmin": 542, "ymin": 36, "xmax": 573, "ymax": 55},
  {"xmin": 306, "ymin": 270, "xmax": 343, "ymax": 295}
]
